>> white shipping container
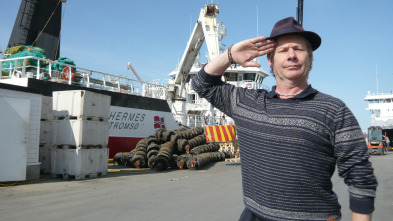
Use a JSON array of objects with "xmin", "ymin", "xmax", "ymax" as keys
[
  {"xmin": 39, "ymin": 121, "xmax": 52, "ymax": 145},
  {"xmin": 0, "ymin": 95, "xmax": 29, "ymax": 181},
  {"xmin": 52, "ymin": 90, "xmax": 110, "ymax": 120},
  {"xmin": 41, "ymin": 96, "xmax": 53, "ymax": 120},
  {"xmin": 0, "ymin": 87, "xmax": 41, "ymax": 167},
  {"xmin": 52, "ymin": 119, "xmax": 109, "ymax": 147},
  {"xmin": 51, "ymin": 148, "xmax": 109, "ymax": 179}
]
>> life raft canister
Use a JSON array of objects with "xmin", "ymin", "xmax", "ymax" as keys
[{"xmin": 61, "ymin": 66, "xmax": 76, "ymax": 81}]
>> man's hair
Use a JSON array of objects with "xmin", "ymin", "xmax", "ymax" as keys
[{"xmin": 267, "ymin": 37, "xmax": 314, "ymax": 76}]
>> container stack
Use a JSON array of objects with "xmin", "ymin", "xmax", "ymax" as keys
[
  {"xmin": 39, "ymin": 96, "xmax": 53, "ymax": 173},
  {"xmin": 51, "ymin": 90, "xmax": 111, "ymax": 180}
]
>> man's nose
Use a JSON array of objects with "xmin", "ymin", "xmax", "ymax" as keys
[{"xmin": 287, "ymin": 48, "xmax": 297, "ymax": 59}]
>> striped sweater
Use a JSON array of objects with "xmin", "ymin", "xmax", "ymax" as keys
[{"xmin": 192, "ymin": 67, "xmax": 377, "ymax": 221}]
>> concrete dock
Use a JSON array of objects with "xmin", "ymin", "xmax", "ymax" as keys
[{"xmin": 0, "ymin": 153, "xmax": 392, "ymax": 221}]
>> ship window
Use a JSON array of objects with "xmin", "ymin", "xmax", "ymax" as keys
[
  {"xmin": 188, "ymin": 94, "xmax": 196, "ymax": 103},
  {"xmin": 224, "ymin": 72, "xmax": 238, "ymax": 81},
  {"xmin": 243, "ymin": 73, "xmax": 255, "ymax": 81},
  {"xmin": 373, "ymin": 110, "xmax": 380, "ymax": 117}
]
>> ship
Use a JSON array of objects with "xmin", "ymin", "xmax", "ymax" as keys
[
  {"xmin": 364, "ymin": 91, "xmax": 393, "ymax": 145},
  {"xmin": 0, "ymin": 1, "xmax": 269, "ymax": 158},
  {"xmin": 0, "ymin": 0, "xmax": 180, "ymax": 160}
]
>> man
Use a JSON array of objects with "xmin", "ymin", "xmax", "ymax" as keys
[{"xmin": 192, "ymin": 17, "xmax": 377, "ymax": 221}]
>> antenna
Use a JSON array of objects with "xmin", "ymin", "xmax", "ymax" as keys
[
  {"xmin": 256, "ymin": 6, "xmax": 259, "ymax": 37},
  {"xmin": 297, "ymin": 0, "xmax": 304, "ymax": 26},
  {"xmin": 376, "ymin": 63, "xmax": 379, "ymax": 94},
  {"xmin": 190, "ymin": 15, "xmax": 192, "ymax": 36},
  {"xmin": 256, "ymin": 5, "xmax": 260, "ymax": 64}
]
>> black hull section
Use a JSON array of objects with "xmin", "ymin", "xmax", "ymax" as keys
[{"xmin": 7, "ymin": 0, "xmax": 62, "ymax": 60}]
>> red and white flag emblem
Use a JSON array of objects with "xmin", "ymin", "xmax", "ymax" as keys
[{"xmin": 154, "ymin": 116, "xmax": 166, "ymax": 129}]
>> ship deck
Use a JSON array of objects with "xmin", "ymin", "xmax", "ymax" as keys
[{"xmin": 0, "ymin": 155, "xmax": 392, "ymax": 220}]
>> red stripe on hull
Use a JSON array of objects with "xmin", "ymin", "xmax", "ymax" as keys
[{"xmin": 108, "ymin": 137, "xmax": 143, "ymax": 158}]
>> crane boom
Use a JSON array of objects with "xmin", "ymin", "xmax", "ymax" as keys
[
  {"xmin": 173, "ymin": 4, "xmax": 221, "ymax": 97},
  {"xmin": 174, "ymin": 20, "xmax": 204, "ymax": 85},
  {"xmin": 127, "ymin": 62, "xmax": 143, "ymax": 82}
]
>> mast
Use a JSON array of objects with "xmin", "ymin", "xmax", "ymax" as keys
[
  {"xmin": 7, "ymin": 0, "xmax": 65, "ymax": 60},
  {"xmin": 296, "ymin": 0, "xmax": 304, "ymax": 26}
]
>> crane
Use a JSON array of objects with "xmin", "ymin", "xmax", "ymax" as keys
[
  {"xmin": 170, "ymin": 4, "xmax": 221, "ymax": 100},
  {"xmin": 167, "ymin": 4, "xmax": 222, "ymax": 125}
]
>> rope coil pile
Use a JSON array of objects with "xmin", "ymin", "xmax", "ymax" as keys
[{"xmin": 113, "ymin": 126, "xmax": 233, "ymax": 171}]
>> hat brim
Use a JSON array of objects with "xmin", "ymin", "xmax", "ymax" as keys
[{"xmin": 267, "ymin": 31, "xmax": 321, "ymax": 51}]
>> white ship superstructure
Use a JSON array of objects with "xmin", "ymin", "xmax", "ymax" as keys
[{"xmin": 365, "ymin": 91, "xmax": 393, "ymax": 129}]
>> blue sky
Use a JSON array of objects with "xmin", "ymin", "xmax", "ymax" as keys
[{"xmin": 1, "ymin": 0, "xmax": 392, "ymax": 131}]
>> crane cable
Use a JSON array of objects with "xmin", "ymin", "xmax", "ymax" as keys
[{"xmin": 31, "ymin": 0, "xmax": 64, "ymax": 51}]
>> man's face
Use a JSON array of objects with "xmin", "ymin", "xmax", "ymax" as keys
[{"xmin": 268, "ymin": 35, "xmax": 312, "ymax": 84}]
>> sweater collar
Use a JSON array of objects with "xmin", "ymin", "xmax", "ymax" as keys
[{"xmin": 266, "ymin": 84, "xmax": 318, "ymax": 99}]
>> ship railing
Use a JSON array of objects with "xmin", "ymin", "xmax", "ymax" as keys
[
  {"xmin": 186, "ymin": 100, "xmax": 212, "ymax": 112},
  {"xmin": 0, "ymin": 56, "xmax": 167, "ymax": 100},
  {"xmin": 236, "ymin": 80, "xmax": 270, "ymax": 90},
  {"xmin": 174, "ymin": 114, "xmax": 232, "ymax": 128}
]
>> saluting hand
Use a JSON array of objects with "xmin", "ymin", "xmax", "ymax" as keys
[{"xmin": 230, "ymin": 36, "xmax": 276, "ymax": 68}]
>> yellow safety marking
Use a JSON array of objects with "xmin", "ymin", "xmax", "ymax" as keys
[
  {"xmin": 231, "ymin": 125, "xmax": 236, "ymax": 137},
  {"xmin": 206, "ymin": 126, "xmax": 214, "ymax": 142},
  {"xmin": 212, "ymin": 126, "xmax": 219, "ymax": 142},
  {"xmin": 219, "ymin": 126, "xmax": 226, "ymax": 142},
  {"xmin": 0, "ymin": 176, "xmax": 51, "ymax": 186},
  {"xmin": 107, "ymin": 169, "xmax": 147, "ymax": 174},
  {"xmin": 224, "ymin": 125, "xmax": 233, "ymax": 141}
]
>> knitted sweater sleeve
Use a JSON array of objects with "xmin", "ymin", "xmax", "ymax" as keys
[
  {"xmin": 191, "ymin": 66, "xmax": 237, "ymax": 118},
  {"xmin": 333, "ymin": 104, "xmax": 378, "ymax": 214}
]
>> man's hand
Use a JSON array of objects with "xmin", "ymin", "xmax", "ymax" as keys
[
  {"xmin": 231, "ymin": 36, "xmax": 276, "ymax": 67},
  {"xmin": 352, "ymin": 212, "xmax": 372, "ymax": 221},
  {"xmin": 204, "ymin": 36, "xmax": 276, "ymax": 76}
]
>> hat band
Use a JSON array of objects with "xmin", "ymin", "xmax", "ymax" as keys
[{"xmin": 271, "ymin": 27, "xmax": 304, "ymax": 38}]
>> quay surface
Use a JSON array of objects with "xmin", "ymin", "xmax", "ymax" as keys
[{"xmin": 0, "ymin": 153, "xmax": 391, "ymax": 221}]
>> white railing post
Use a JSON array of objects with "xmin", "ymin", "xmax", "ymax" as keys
[
  {"xmin": 87, "ymin": 71, "xmax": 91, "ymax": 87},
  {"xmin": 22, "ymin": 58, "xmax": 27, "ymax": 75},
  {"xmin": 37, "ymin": 60, "xmax": 40, "ymax": 79},
  {"xmin": 12, "ymin": 59, "xmax": 18, "ymax": 75},
  {"xmin": 68, "ymin": 66, "xmax": 72, "ymax": 85},
  {"xmin": 117, "ymin": 76, "xmax": 121, "ymax": 92},
  {"xmin": 8, "ymin": 60, "xmax": 12, "ymax": 77}
]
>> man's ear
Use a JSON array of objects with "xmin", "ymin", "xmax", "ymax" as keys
[{"xmin": 267, "ymin": 55, "xmax": 273, "ymax": 69}]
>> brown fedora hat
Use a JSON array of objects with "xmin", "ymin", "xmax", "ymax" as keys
[{"xmin": 267, "ymin": 17, "xmax": 321, "ymax": 51}]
